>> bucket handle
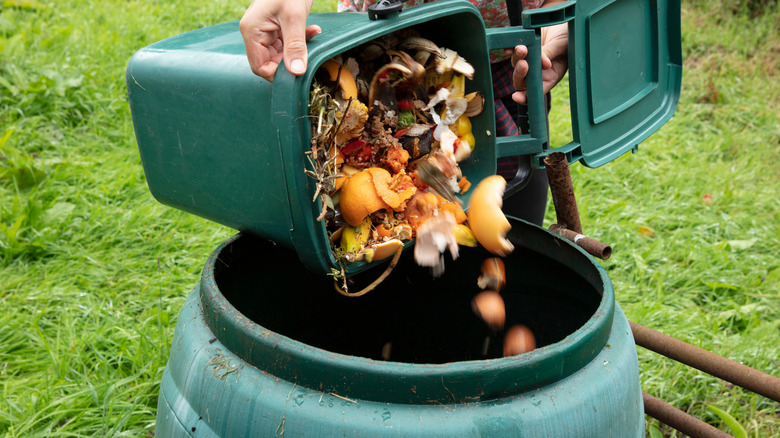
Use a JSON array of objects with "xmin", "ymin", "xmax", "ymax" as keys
[
  {"xmin": 484, "ymin": 26, "xmax": 547, "ymax": 194},
  {"xmin": 484, "ymin": 1, "xmax": 576, "ymax": 193}
]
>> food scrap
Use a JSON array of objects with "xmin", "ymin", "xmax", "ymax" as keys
[
  {"xmin": 307, "ymin": 30, "xmax": 487, "ymax": 272},
  {"xmin": 477, "ymin": 257, "xmax": 506, "ymax": 291},
  {"xmin": 471, "ymin": 290, "xmax": 506, "ymax": 331},
  {"xmin": 466, "ymin": 175, "xmax": 514, "ymax": 256},
  {"xmin": 503, "ymin": 324, "xmax": 536, "ymax": 356}
]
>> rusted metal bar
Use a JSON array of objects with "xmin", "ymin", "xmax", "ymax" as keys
[
  {"xmin": 549, "ymin": 224, "xmax": 612, "ymax": 260},
  {"xmin": 643, "ymin": 392, "xmax": 734, "ymax": 438},
  {"xmin": 544, "ymin": 152, "xmax": 582, "ymax": 234},
  {"xmin": 630, "ymin": 321, "xmax": 780, "ymax": 402}
]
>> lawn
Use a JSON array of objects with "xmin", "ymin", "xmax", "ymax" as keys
[{"xmin": 1, "ymin": 0, "xmax": 778, "ymax": 436}]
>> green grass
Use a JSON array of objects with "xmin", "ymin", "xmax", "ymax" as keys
[
  {"xmin": 548, "ymin": 1, "xmax": 780, "ymax": 436},
  {"xmin": 1, "ymin": 0, "xmax": 778, "ymax": 436}
]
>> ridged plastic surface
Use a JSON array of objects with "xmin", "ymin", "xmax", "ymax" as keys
[
  {"xmin": 157, "ymin": 300, "xmax": 642, "ymax": 437},
  {"xmin": 155, "ymin": 220, "xmax": 644, "ymax": 437}
]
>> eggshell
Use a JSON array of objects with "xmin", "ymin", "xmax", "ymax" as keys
[
  {"xmin": 477, "ymin": 257, "xmax": 506, "ymax": 291},
  {"xmin": 503, "ymin": 324, "xmax": 536, "ymax": 356},
  {"xmin": 471, "ymin": 290, "xmax": 506, "ymax": 331}
]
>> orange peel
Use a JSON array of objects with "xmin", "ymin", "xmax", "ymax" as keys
[
  {"xmin": 322, "ymin": 60, "xmax": 358, "ymax": 100},
  {"xmin": 466, "ymin": 175, "xmax": 514, "ymax": 256},
  {"xmin": 366, "ymin": 167, "xmax": 416, "ymax": 210},
  {"xmin": 436, "ymin": 195, "xmax": 466, "ymax": 224},
  {"xmin": 370, "ymin": 239, "xmax": 404, "ymax": 262},
  {"xmin": 333, "ymin": 175, "xmax": 348, "ymax": 192},
  {"xmin": 339, "ymin": 167, "xmax": 417, "ymax": 227},
  {"xmin": 457, "ymin": 176, "xmax": 472, "ymax": 194},
  {"xmin": 339, "ymin": 170, "xmax": 390, "ymax": 227},
  {"xmin": 375, "ymin": 223, "xmax": 393, "ymax": 239}
]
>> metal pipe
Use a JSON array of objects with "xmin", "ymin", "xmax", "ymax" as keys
[
  {"xmin": 643, "ymin": 392, "xmax": 734, "ymax": 438},
  {"xmin": 543, "ymin": 152, "xmax": 582, "ymax": 234},
  {"xmin": 630, "ymin": 321, "xmax": 780, "ymax": 402},
  {"xmin": 549, "ymin": 224, "xmax": 612, "ymax": 260}
]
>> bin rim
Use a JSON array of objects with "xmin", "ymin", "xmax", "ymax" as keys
[{"xmin": 198, "ymin": 219, "xmax": 615, "ymax": 404}]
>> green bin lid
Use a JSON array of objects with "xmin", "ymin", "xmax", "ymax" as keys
[{"xmin": 525, "ymin": 0, "xmax": 682, "ymax": 168}]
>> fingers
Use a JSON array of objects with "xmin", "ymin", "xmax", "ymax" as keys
[
  {"xmin": 539, "ymin": 23, "xmax": 570, "ymax": 93},
  {"xmin": 242, "ymin": 34, "xmax": 282, "ymax": 81},
  {"xmin": 540, "ymin": 50, "xmax": 553, "ymax": 70},
  {"xmin": 239, "ymin": 0, "xmax": 315, "ymax": 81},
  {"xmin": 239, "ymin": 2, "xmax": 281, "ymax": 81},
  {"xmin": 305, "ymin": 24, "xmax": 322, "ymax": 41},
  {"xmin": 511, "ymin": 90, "xmax": 528, "ymax": 105},
  {"xmin": 509, "ymin": 44, "xmax": 527, "ymax": 69},
  {"xmin": 255, "ymin": 61, "xmax": 281, "ymax": 82},
  {"xmin": 278, "ymin": 3, "xmax": 313, "ymax": 76},
  {"xmin": 511, "ymin": 43, "xmax": 566, "ymax": 103},
  {"xmin": 511, "ymin": 45, "xmax": 530, "ymax": 98}
]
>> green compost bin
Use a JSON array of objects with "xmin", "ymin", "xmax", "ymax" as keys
[
  {"xmin": 155, "ymin": 218, "xmax": 644, "ymax": 437},
  {"xmin": 126, "ymin": 0, "xmax": 681, "ymax": 278}
]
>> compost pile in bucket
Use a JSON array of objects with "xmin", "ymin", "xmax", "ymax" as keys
[{"xmin": 307, "ymin": 29, "xmax": 488, "ymax": 277}]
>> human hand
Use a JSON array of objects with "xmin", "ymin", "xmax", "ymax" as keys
[
  {"xmin": 239, "ymin": 0, "xmax": 322, "ymax": 82},
  {"xmin": 510, "ymin": 22, "xmax": 569, "ymax": 105}
]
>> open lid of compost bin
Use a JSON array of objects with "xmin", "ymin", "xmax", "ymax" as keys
[{"xmin": 524, "ymin": 0, "xmax": 682, "ymax": 168}]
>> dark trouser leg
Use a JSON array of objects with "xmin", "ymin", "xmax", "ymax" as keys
[
  {"xmin": 502, "ymin": 161, "xmax": 549, "ymax": 226},
  {"xmin": 499, "ymin": 94, "xmax": 550, "ymax": 226}
]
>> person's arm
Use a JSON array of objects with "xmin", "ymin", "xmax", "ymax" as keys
[
  {"xmin": 239, "ymin": 0, "xmax": 322, "ymax": 81},
  {"xmin": 509, "ymin": 0, "xmax": 569, "ymax": 104}
]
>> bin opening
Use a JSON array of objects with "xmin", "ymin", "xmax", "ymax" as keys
[{"xmin": 214, "ymin": 223, "xmax": 602, "ymax": 364}]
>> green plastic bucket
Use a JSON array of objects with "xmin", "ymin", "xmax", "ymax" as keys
[
  {"xmin": 155, "ymin": 218, "xmax": 644, "ymax": 437},
  {"xmin": 127, "ymin": 0, "xmax": 682, "ymax": 277},
  {"xmin": 127, "ymin": 1, "xmax": 546, "ymax": 277}
]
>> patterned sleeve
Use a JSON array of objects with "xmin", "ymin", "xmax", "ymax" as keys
[
  {"xmin": 335, "ymin": 0, "xmax": 528, "ymax": 62},
  {"xmin": 338, "ymin": 0, "xmax": 426, "ymax": 13},
  {"xmin": 336, "ymin": 1, "xmax": 544, "ymax": 20},
  {"xmin": 522, "ymin": 0, "xmax": 545, "ymax": 9}
]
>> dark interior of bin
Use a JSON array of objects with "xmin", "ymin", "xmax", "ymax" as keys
[{"xmin": 214, "ymin": 225, "xmax": 602, "ymax": 364}]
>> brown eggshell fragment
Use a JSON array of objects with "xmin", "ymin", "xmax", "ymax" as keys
[
  {"xmin": 503, "ymin": 325, "xmax": 536, "ymax": 357},
  {"xmin": 471, "ymin": 290, "xmax": 505, "ymax": 331},
  {"xmin": 477, "ymin": 257, "xmax": 506, "ymax": 291}
]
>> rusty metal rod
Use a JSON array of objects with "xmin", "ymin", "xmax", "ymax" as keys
[
  {"xmin": 544, "ymin": 152, "xmax": 582, "ymax": 234},
  {"xmin": 631, "ymin": 321, "xmax": 780, "ymax": 402},
  {"xmin": 549, "ymin": 224, "xmax": 612, "ymax": 260},
  {"xmin": 643, "ymin": 392, "xmax": 734, "ymax": 438}
]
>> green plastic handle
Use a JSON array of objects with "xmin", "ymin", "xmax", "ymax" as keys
[
  {"xmin": 486, "ymin": 0, "xmax": 577, "ymax": 170},
  {"xmin": 522, "ymin": 0, "xmax": 576, "ymax": 28},
  {"xmin": 485, "ymin": 26, "xmax": 548, "ymax": 161}
]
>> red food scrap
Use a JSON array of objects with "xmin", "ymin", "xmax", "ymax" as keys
[{"xmin": 341, "ymin": 139, "xmax": 372, "ymax": 164}]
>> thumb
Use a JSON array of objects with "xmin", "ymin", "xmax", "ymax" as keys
[
  {"xmin": 540, "ymin": 49, "xmax": 553, "ymax": 70},
  {"xmin": 279, "ymin": 10, "xmax": 310, "ymax": 76}
]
